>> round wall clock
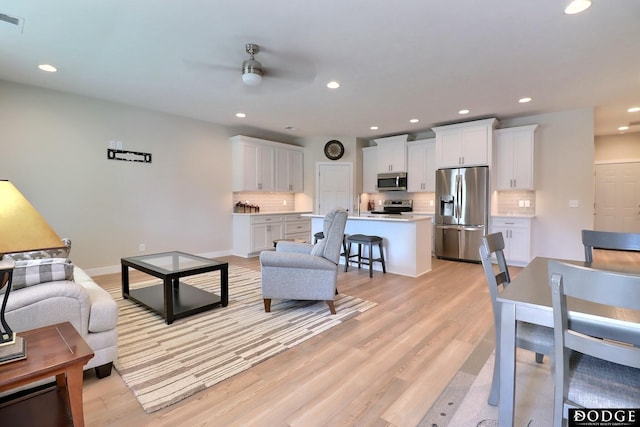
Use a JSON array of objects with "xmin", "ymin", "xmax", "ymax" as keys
[{"xmin": 324, "ymin": 140, "xmax": 344, "ymax": 160}]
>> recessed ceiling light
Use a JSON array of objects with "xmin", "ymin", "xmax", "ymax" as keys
[
  {"xmin": 38, "ymin": 64, "xmax": 57, "ymax": 72},
  {"xmin": 628, "ymin": 107, "xmax": 640, "ymax": 113},
  {"xmin": 409, "ymin": 119, "xmax": 419, "ymax": 123},
  {"xmin": 235, "ymin": 113, "xmax": 246, "ymax": 118},
  {"xmin": 564, "ymin": 0, "xmax": 591, "ymax": 14},
  {"xmin": 618, "ymin": 126, "xmax": 629, "ymax": 131},
  {"xmin": 370, "ymin": 126, "xmax": 379, "ymax": 130},
  {"xmin": 518, "ymin": 97, "xmax": 532, "ymax": 103},
  {"xmin": 326, "ymin": 81, "xmax": 340, "ymax": 89},
  {"xmin": 458, "ymin": 109, "xmax": 470, "ymax": 115},
  {"xmin": 284, "ymin": 125, "xmax": 297, "ymax": 131}
]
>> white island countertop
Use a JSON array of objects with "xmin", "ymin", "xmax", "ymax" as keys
[
  {"xmin": 306, "ymin": 213, "xmax": 432, "ymax": 277},
  {"xmin": 304, "ymin": 213, "xmax": 432, "ymax": 222}
]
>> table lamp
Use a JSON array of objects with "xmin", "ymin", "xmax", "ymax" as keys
[{"xmin": 0, "ymin": 180, "xmax": 66, "ymax": 363}]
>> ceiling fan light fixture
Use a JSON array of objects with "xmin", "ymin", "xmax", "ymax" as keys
[
  {"xmin": 242, "ymin": 43, "xmax": 263, "ymax": 86},
  {"xmin": 565, "ymin": 0, "xmax": 591, "ymax": 15}
]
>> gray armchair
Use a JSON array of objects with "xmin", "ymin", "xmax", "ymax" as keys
[{"xmin": 260, "ymin": 208, "xmax": 348, "ymax": 314}]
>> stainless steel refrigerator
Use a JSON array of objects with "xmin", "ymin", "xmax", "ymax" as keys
[{"xmin": 435, "ymin": 166, "xmax": 489, "ymax": 262}]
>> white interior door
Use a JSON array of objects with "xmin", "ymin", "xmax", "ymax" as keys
[
  {"xmin": 594, "ymin": 162, "xmax": 640, "ymax": 232},
  {"xmin": 316, "ymin": 162, "xmax": 353, "ymax": 215}
]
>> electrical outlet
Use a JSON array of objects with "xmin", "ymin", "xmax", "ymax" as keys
[
  {"xmin": 569, "ymin": 200, "xmax": 579, "ymax": 208},
  {"xmin": 139, "ymin": 243, "xmax": 146, "ymax": 252},
  {"xmin": 524, "ymin": 200, "xmax": 530, "ymax": 208},
  {"xmin": 518, "ymin": 200, "xmax": 525, "ymax": 207},
  {"xmin": 429, "ymin": 200, "xmax": 434, "ymax": 207},
  {"xmin": 283, "ymin": 200, "xmax": 287, "ymax": 206}
]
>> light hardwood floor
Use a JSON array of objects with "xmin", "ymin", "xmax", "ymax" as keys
[{"xmin": 82, "ymin": 255, "xmax": 508, "ymax": 427}]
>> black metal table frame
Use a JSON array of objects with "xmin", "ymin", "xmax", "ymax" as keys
[{"xmin": 121, "ymin": 251, "xmax": 228, "ymax": 325}]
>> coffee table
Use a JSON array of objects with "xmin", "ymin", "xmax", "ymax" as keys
[
  {"xmin": 121, "ymin": 251, "xmax": 228, "ymax": 325},
  {"xmin": 0, "ymin": 322, "xmax": 94, "ymax": 427}
]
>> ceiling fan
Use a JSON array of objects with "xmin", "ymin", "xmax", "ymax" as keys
[
  {"xmin": 241, "ymin": 43, "xmax": 263, "ymax": 86},
  {"xmin": 185, "ymin": 43, "xmax": 316, "ymax": 90}
]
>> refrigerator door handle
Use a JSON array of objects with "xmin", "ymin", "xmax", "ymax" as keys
[{"xmin": 455, "ymin": 174, "xmax": 462, "ymax": 219}]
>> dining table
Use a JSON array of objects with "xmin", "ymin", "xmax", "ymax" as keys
[{"xmin": 496, "ymin": 256, "xmax": 640, "ymax": 427}]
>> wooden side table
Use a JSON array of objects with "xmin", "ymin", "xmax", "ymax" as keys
[{"xmin": 0, "ymin": 322, "xmax": 94, "ymax": 427}]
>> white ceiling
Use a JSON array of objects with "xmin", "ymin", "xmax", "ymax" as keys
[{"xmin": 1, "ymin": 1, "xmax": 639, "ymax": 141}]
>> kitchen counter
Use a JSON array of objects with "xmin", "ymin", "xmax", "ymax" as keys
[
  {"xmin": 491, "ymin": 214, "xmax": 536, "ymax": 219},
  {"xmin": 305, "ymin": 213, "xmax": 432, "ymax": 277},
  {"xmin": 232, "ymin": 211, "xmax": 312, "ymax": 216}
]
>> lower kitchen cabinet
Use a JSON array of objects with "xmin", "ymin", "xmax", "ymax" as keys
[
  {"xmin": 233, "ymin": 213, "xmax": 311, "ymax": 257},
  {"xmin": 490, "ymin": 216, "xmax": 533, "ymax": 266}
]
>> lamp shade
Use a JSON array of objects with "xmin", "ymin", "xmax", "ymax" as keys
[{"xmin": 0, "ymin": 180, "xmax": 64, "ymax": 254}]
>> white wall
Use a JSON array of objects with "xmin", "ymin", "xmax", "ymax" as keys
[
  {"xmin": 297, "ymin": 136, "xmax": 360, "ymax": 212},
  {"xmin": 501, "ymin": 108, "xmax": 594, "ymax": 260},
  {"xmin": 595, "ymin": 132, "xmax": 640, "ymax": 163},
  {"xmin": 0, "ymin": 81, "xmax": 235, "ymax": 273}
]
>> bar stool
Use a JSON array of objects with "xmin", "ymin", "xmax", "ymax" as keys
[{"xmin": 344, "ymin": 234, "xmax": 386, "ymax": 278}]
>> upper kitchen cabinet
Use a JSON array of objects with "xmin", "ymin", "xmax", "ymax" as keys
[
  {"xmin": 494, "ymin": 124, "xmax": 538, "ymax": 190},
  {"xmin": 433, "ymin": 118, "xmax": 498, "ymax": 169},
  {"xmin": 276, "ymin": 146, "xmax": 304, "ymax": 192},
  {"xmin": 231, "ymin": 135, "xmax": 303, "ymax": 192},
  {"xmin": 407, "ymin": 138, "xmax": 436, "ymax": 192},
  {"xmin": 362, "ymin": 146, "xmax": 378, "ymax": 193},
  {"xmin": 374, "ymin": 134, "xmax": 408, "ymax": 172}
]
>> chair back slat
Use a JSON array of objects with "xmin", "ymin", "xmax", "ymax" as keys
[
  {"xmin": 581, "ymin": 229, "xmax": 640, "ymax": 262},
  {"xmin": 549, "ymin": 260, "xmax": 640, "ymax": 425}
]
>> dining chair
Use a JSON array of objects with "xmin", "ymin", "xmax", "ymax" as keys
[
  {"xmin": 581, "ymin": 229, "xmax": 640, "ymax": 262},
  {"xmin": 549, "ymin": 260, "xmax": 640, "ymax": 427},
  {"xmin": 479, "ymin": 233, "xmax": 554, "ymax": 406}
]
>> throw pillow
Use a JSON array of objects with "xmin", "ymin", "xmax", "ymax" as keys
[
  {"xmin": 2, "ymin": 238, "xmax": 72, "ymax": 261},
  {"xmin": 4, "ymin": 258, "xmax": 75, "ymax": 292}
]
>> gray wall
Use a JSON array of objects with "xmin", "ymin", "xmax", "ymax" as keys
[
  {"xmin": 1, "ymin": 80, "xmax": 235, "ymax": 273},
  {"xmin": 1, "ymin": 78, "xmax": 600, "ymax": 272},
  {"xmin": 501, "ymin": 108, "xmax": 595, "ymax": 260}
]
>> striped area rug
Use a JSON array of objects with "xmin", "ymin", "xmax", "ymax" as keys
[{"xmin": 108, "ymin": 265, "xmax": 377, "ymax": 413}]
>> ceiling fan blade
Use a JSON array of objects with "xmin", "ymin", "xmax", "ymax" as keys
[{"xmin": 258, "ymin": 48, "xmax": 317, "ymax": 83}]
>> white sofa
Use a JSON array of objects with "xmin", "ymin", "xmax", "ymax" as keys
[{"xmin": 3, "ymin": 241, "xmax": 118, "ymax": 378}]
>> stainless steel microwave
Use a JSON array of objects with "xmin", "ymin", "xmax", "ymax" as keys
[{"xmin": 376, "ymin": 172, "xmax": 407, "ymax": 192}]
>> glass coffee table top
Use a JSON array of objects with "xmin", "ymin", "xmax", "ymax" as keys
[{"xmin": 122, "ymin": 251, "xmax": 224, "ymax": 274}]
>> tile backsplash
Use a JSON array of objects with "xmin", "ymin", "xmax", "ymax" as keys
[
  {"xmin": 493, "ymin": 190, "xmax": 536, "ymax": 215},
  {"xmin": 361, "ymin": 192, "xmax": 436, "ymax": 213},
  {"xmin": 233, "ymin": 192, "xmax": 296, "ymax": 213}
]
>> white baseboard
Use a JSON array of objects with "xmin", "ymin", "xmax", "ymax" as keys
[{"xmin": 84, "ymin": 249, "xmax": 235, "ymax": 277}]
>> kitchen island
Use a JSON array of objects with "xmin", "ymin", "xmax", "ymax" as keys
[{"xmin": 305, "ymin": 214, "xmax": 432, "ymax": 277}]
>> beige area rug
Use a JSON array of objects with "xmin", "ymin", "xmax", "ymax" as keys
[
  {"xmin": 423, "ymin": 348, "xmax": 553, "ymax": 426},
  {"xmin": 108, "ymin": 265, "xmax": 377, "ymax": 413}
]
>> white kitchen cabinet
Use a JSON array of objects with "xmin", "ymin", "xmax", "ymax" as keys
[
  {"xmin": 233, "ymin": 213, "xmax": 311, "ymax": 257},
  {"xmin": 276, "ymin": 146, "xmax": 304, "ymax": 192},
  {"xmin": 494, "ymin": 125, "xmax": 538, "ymax": 190},
  {"xmin": 374, "ymin": 134, "xmax": 408, "ymax": 172},
  {"xmin": 284, "ymin": 213, "xmax": 311, "ymax": 241},
  {"xmin": 231, "ymin": 136, "xmax": 275, "ymax": 192},
  {"xmin": 491, "ymin": 216, "xmax": 533, "ymax": 266},
  {"xmin": 407, "ymin": 138, "xmax": 436, "ymax": 192},
  {"xmin": 433, "ymin": 118, "xmax": 498, "ymax": 169},
  {"xmin": 231, "ymin": 135, "xmax": 304, "ymax": 193},
  {"xmin": 251, "ymin": 217, "xmax": 284, "ymax": 253},
  {"xmin": 362, "ymin": 146, "xmax": 378, "ymax": 193}
]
